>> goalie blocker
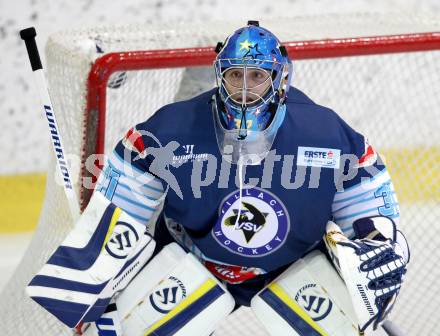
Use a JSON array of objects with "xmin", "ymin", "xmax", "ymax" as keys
[{"xmin": 26, "ymin": 192, "xmax": 156, "ymax": 328}]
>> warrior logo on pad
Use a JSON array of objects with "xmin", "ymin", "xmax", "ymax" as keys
[
  {"xmin": 105, "ymin": 222, "xmax": 139, "ymax": 259},
  {"xmin": 213, "ymin": 188, "xmax": 290, "ymax": 257},
  {"xmin": 149, "ymin": 276, "xmax": 187, "ymax": 314},
  {"xmin": 295, "ymin": 283, "xmax": 333, "ymax": 321}
]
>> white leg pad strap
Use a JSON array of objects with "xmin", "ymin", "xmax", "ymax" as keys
[
  {"xmin": 251, "ymin": 250, "xmax": 359, "ymax": 336},
  {"xmin": 115, "ymin": 243, "xmax": 235, "ymax": 336}
]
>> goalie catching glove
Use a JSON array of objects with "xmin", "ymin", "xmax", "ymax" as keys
[{"xmin": 324, "ymin": 217, "xmax": 410, "ymax": 332}]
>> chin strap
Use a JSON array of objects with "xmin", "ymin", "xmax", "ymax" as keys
[{"xmin": 238, "ymin": 106, "xmax": 248, "ymax": 140}]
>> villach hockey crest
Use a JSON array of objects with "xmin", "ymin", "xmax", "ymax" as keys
[{"xmin": 212, "ymin": 188, "xmax": 290, "ymax": 257}]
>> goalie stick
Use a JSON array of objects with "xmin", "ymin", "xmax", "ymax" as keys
[{"xmin": 20, "ymin": 27, "xmax": 80, "ymax": 221}]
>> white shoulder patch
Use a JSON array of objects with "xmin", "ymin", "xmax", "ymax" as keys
[{"xmin": 297, "ymin": 146, "xmax": 341, "ymax": 169}]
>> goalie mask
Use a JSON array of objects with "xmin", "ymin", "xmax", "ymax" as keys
[{"xmin": 213, "ymin": 21, "xmax": 292, "ymax": 164}]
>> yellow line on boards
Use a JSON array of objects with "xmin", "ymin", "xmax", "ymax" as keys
[
  {"xmin": 0, "ymin": 174, "xmax": 46, "ymax": 233},
  {"xmin": 381, "ymin": 147, "xmax": 440, "ymax": 203}
]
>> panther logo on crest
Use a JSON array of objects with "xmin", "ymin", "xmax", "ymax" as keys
[
  {"xmin": 224, "ymin": 202, "xmax": 269, "ymax": 243},
  {"xmin": 212, "ymin": 187, "xmax": 290, "ymax": 257}
]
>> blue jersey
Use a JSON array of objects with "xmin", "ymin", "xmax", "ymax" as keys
[{"xmin": 97, "ymin": 87, "xmax": 399, "ymax": 286}]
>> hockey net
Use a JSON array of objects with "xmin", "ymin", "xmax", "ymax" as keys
[{"xmin": 1, "ymin": 14, "xmax": 439, "ymax": 335}]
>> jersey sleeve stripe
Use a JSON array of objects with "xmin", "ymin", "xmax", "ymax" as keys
[
  {"xmin": 113, "ymin": 183, "xmax": 161, "ymax": 209},
  {"xmin": 116, "ymin": 173, "xmax": 164, "ymax": 200},
  {"xmin": 117, "ymin": 180, "xmax": 160, "ymax": 202},
  {"xmin": 334, "ymin": 205, "xmax": 398, "ymax": 222},
  {"xmin": 122, "ymin": 210, "xmax": 150, "ymax": 224},
  {"xmin": 111, "ymin": 193, "xmax": 156, "ymax": 214},
  {"xmin": 333, "ymin": 189, "xmax": 373, "ymax": 204},
  {"xmin": 334, "ymin": 169, "xmax": 390, "ymax": 199},
  {"xmin": 333, "ymin": 191, "xmax": 397, "ymax": 214},
  {"xmin": 110, "ymin": 150, "xmax": 164, "ymax": 190}
]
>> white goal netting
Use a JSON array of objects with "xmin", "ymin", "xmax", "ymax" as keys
[{"xmin": 1, "ymin": 14, "xmax": 439, "ymax": 335}]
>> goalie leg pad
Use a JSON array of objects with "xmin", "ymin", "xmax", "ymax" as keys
[
  {"xmin": 251, "ymin": 250, "xmax": 359, "ymax": 336},
  {"xmin": 116, "ymin": 243, "xmax": 235, "ymax": 336}
]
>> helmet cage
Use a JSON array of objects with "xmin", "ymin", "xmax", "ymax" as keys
[
  {"xmin": 214, "ymin": 58, "xmax": 286, "ymax": 111},
  {"xmin": 221, "ymin": 66, "xmax": 273, "ymax": 107}
]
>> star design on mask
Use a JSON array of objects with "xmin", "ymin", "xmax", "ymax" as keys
[
  {"xmin": 239, "ymin": 39, "xmax": 252, "ymax": 51},
  {"xmin": 243, "ymin": 43, "xmax": 264, "ymax": 60}
]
